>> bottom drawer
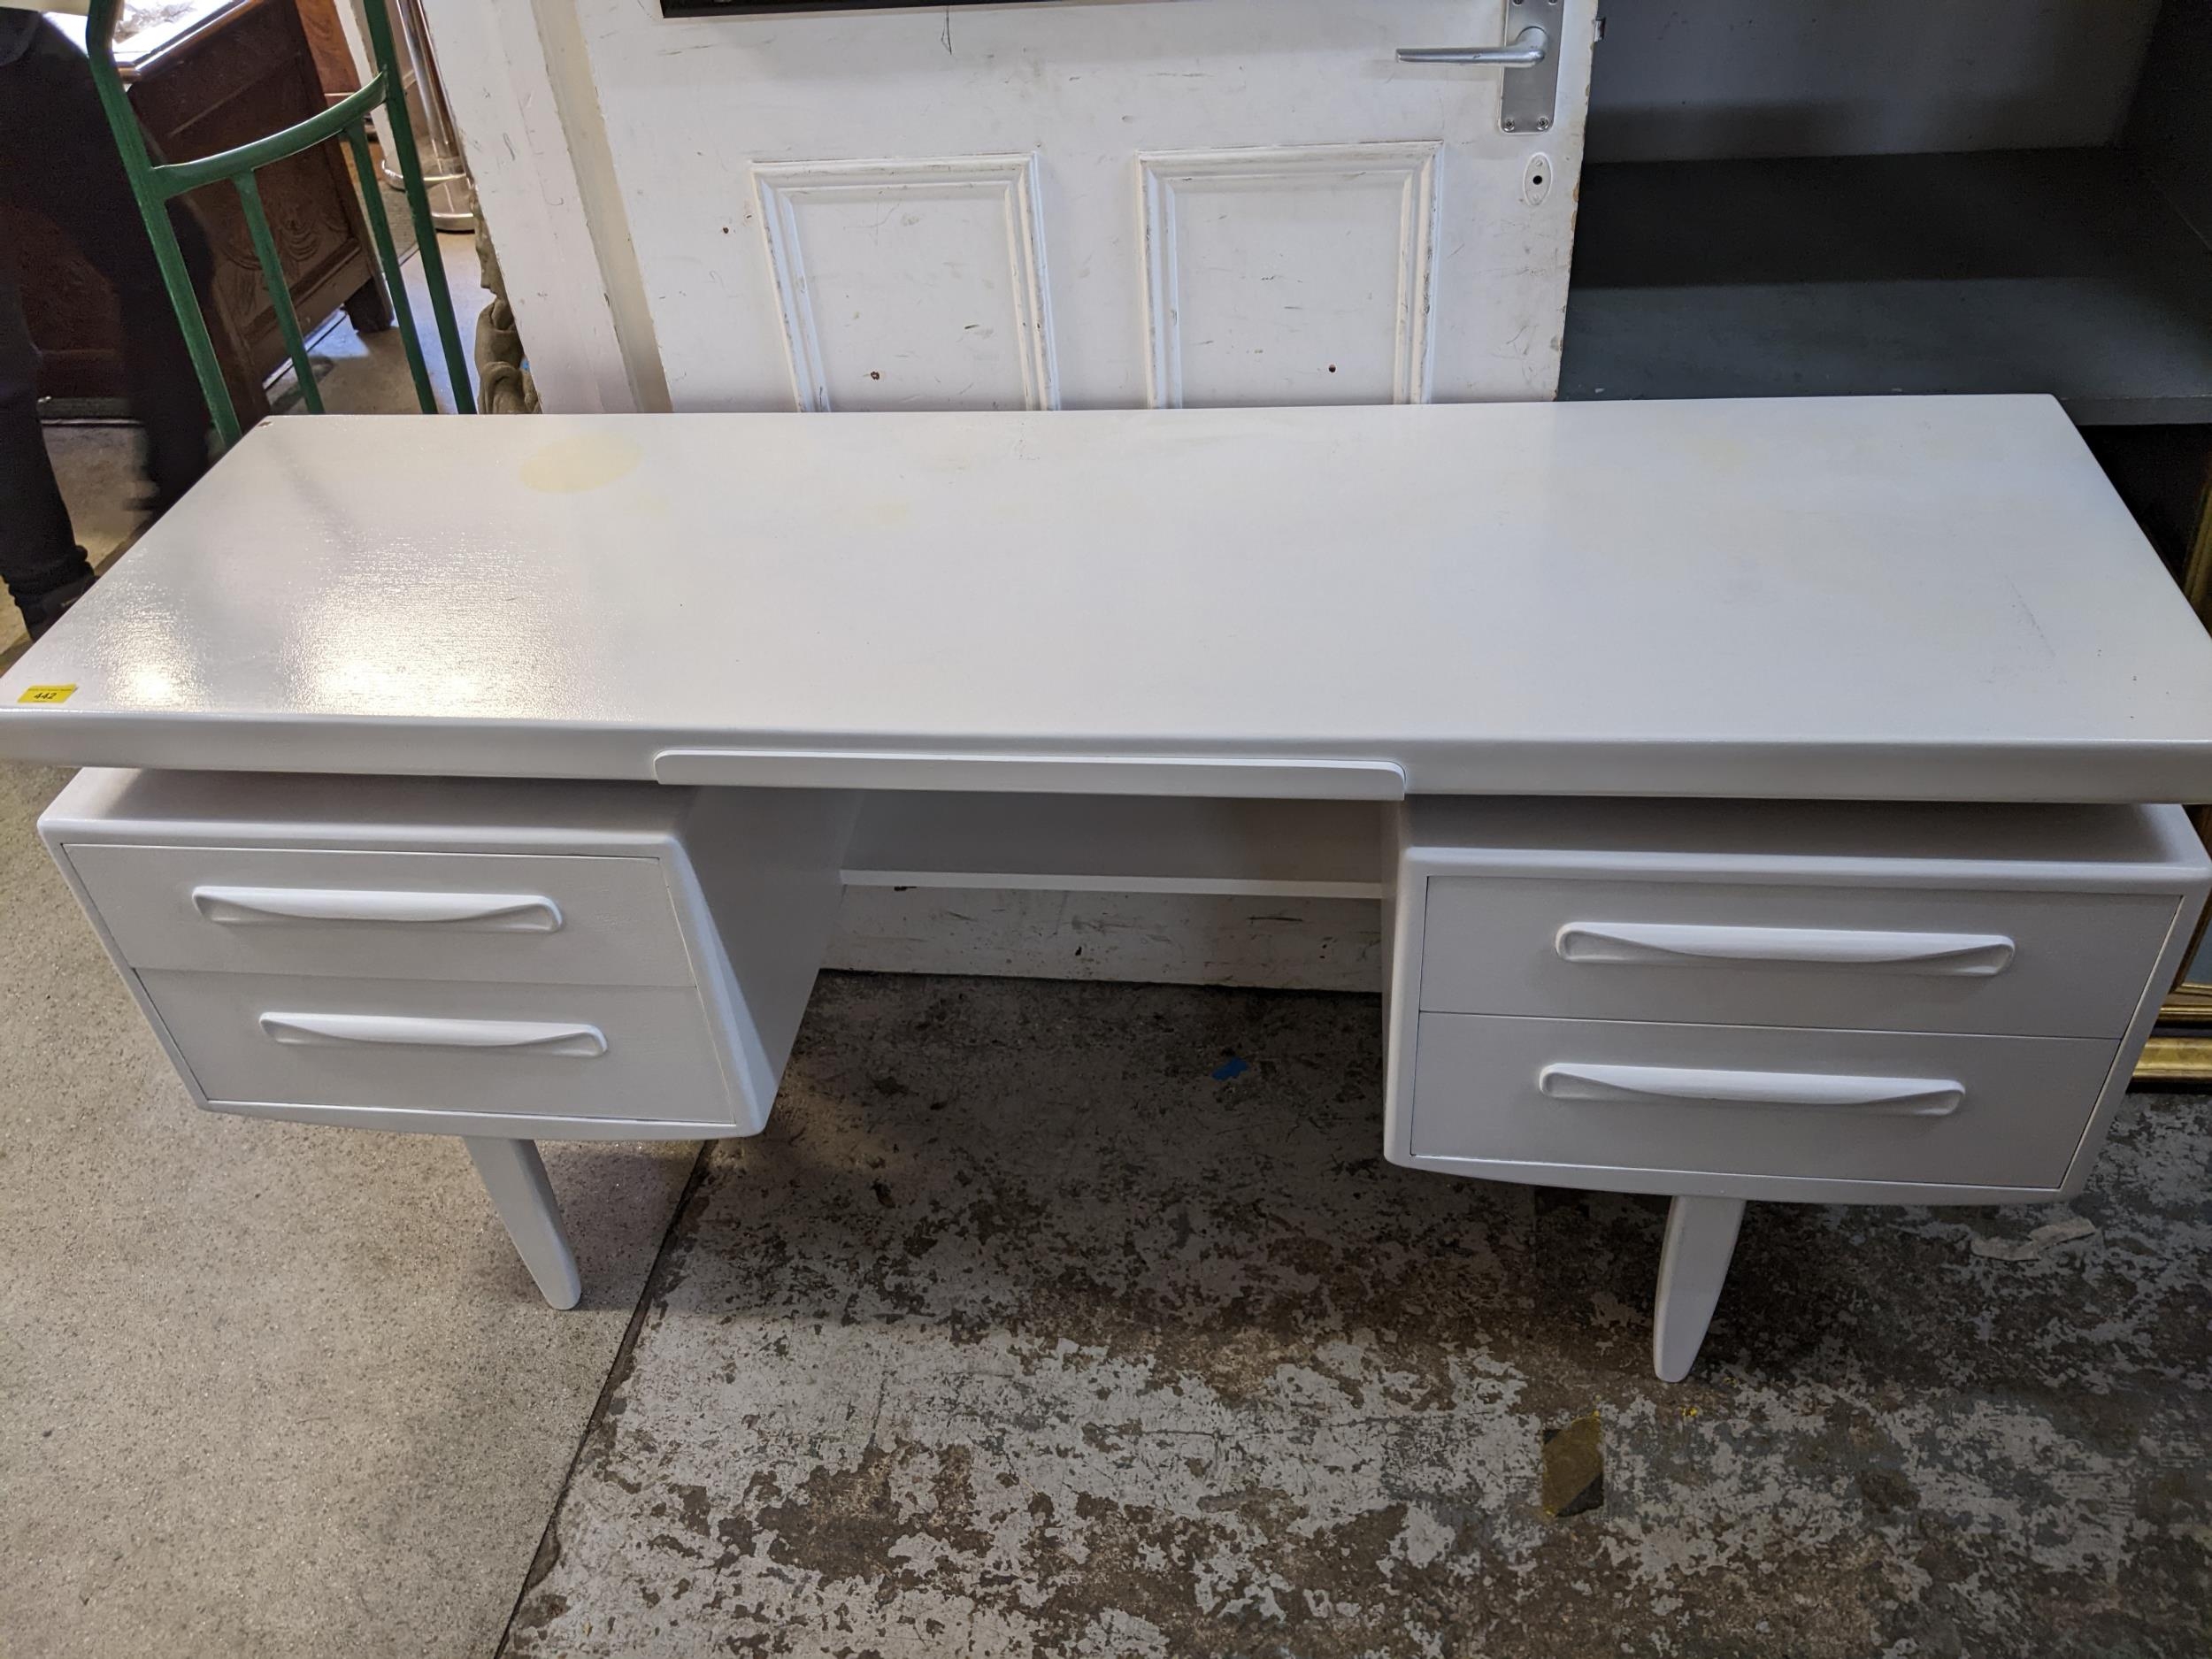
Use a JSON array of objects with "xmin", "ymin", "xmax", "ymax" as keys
[
  {"xmin": 140, "ymin": 971, "xmax": 738, "ymax": 1127},
  {"xmin": 1409, "ymin": 1013, "xmax": 2117, "ymax": 1190}
]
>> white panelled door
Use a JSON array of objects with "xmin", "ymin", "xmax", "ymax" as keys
[{"xmin": 576, "ymin": 0, "xmax": 1597, "ymax": 411}]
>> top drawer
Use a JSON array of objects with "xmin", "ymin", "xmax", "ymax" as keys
[
  {"xmin": 1419, "ymin": 874, "xmax": 2177, "ymax": 1040},
  {"xmin": 66, "ymin": 842, "xmax": 697, "ymax": 987}
]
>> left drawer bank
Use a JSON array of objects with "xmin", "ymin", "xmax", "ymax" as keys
[{"xmin": 41, "ymin": 769, "xmax": 856, "ymax": 1141}]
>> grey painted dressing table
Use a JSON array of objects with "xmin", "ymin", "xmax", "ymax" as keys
[{"xmin": 6, "ymin": 396, "xmax": 2210, "ymax": 1380}]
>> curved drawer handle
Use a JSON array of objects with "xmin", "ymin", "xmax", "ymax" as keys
[
  {"xmin": 195, "ymin": 886, "xmax": 563, "ymax": 933},
  {"xmin": 1555, "ymin": 922, "xmax": 2015, "ymax": 977},
  {"xmin": 258, "ymin": 1012, "xmax": 608, "ymax": 1058},
  {"xmin": 1540, "ymin": 1062, "xmax": 1963, "ymax": 1117}
]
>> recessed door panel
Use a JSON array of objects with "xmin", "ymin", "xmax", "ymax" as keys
[
  {"xmin": 756, "ymin": 156, "xmax": 1056, "ymax": 411},
  {"xmin": 1142, "ymin": 144, "xmax": 1439, "ymax": 408}
]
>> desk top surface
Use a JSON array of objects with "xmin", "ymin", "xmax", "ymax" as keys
[{"xmin": 6, "ymin": 396, "xmax": 2212, "ymax": 802}]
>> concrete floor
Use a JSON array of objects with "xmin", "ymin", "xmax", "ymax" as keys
[
  {"xmin": 5, "ymin": 235, "xmax": 2211, "ymax": 1658},
  {"xmin": 0, "ymin": 760, "xmax": 696, "ymax": 1657},
  {"xmin": 506, "ymin": 976, "xmax": 2212, "ymax": 1659}
]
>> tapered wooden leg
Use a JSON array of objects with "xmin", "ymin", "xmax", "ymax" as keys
[
  {"xmin": 464, "ymin": 1137, "xmax": 582, "ymax": 1310},
  {"xmin": 1652, "ymin": 1195, "xmax": 1745, "ymax": 1382}
]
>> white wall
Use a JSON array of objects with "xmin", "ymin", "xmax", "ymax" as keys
[
  {"xmin": 1587, "ymin": 0, "xmax": 2162, "ymax": 161},
  {"xmin": 415, "ymin": 0, "xmax": 668, "ymax": 412}
]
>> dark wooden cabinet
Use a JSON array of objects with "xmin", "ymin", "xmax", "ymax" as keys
[
  {"xmin": 4, "ymin": 0, "xmax": 389, "ymax": 428},
  {"xmin": 292, "ymin": 0, "xmax": 362, "ymax": 99}
]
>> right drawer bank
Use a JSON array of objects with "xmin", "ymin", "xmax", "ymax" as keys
[{"xmin": 1385, "ymin": 798, "xmax": 2211, "ymax": 1205}]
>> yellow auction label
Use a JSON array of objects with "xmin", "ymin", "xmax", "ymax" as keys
[{"xmin": 17, "ymin": 684, "xmax": 76, "ymax": 705}]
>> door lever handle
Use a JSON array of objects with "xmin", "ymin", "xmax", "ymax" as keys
[
  {"xmin": 1398, "ymin": 25, "xmax": 1549, "ymax": 68},
  {"xmin": 1398, "ymin": 0, "xmax": 1563, "ymax": 134}
]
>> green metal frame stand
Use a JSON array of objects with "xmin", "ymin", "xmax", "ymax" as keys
[{"xmin": 82, "ymin": 0, "xmax": 476, "ymax": 449}]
